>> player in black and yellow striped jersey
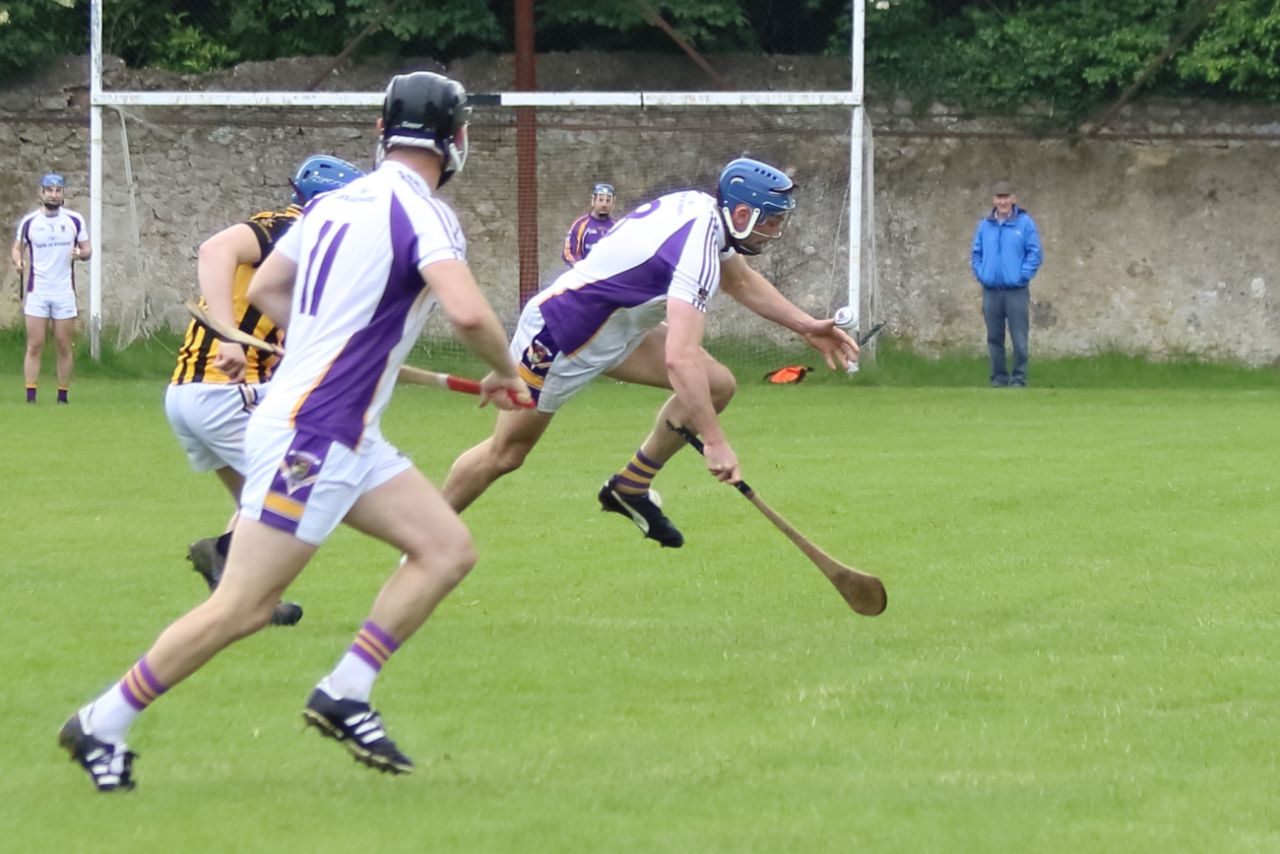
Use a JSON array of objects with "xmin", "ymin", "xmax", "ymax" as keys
[
  {"xmin": 163, "ymin": 155, "xmax": 364, "ymax": 626},
  {"xmin": 170, "ymin": 207, "xmax": 293, "ymax": 386}
]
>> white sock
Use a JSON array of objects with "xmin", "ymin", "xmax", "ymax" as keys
[
  {"xmin": 321, "ymin": 651, "xmax": 379, "ymax": 703},
  {"xmin": 84, "ymin": 687, "xmax": 141, "ymax": 744}
]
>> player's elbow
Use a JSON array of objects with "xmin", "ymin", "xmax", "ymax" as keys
[{"xmin": 448, "ymin": 311, "xmax": 485, "ymax": 336}]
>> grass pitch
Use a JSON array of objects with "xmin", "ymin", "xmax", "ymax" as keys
[{"xmin": 1, "ymin": 340, "xmax": 1278, "ymax": 852}]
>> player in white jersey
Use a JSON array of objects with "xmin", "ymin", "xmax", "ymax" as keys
[
  {"xmin": 60, "ymin": 72, "xmax": 530, "ymax": 792},
  {"xmin": 442, "ymin": 157, "xmax": 860, "ymax": 548},
  {"xmin": 10, "ymin": 173, "xmax": 91, "ymax": 404}
]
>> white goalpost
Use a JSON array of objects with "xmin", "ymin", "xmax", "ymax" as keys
[{"xmin": 86, "ymin": 0, "xmax": 872, "ymax": 363}]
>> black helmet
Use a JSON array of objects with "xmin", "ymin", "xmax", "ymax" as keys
[{"xmin": 381, "ymin": 72, "xmax": 470, "ymax": 187}]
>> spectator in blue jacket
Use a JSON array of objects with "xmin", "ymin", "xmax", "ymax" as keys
[{"xmin": 971, "ymin": 180, "xmax": 1043, "ymax": 387}]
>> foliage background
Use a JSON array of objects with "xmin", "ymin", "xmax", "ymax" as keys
[{"xmin": 2, "ymin": 1, "xmax": 1279, "ymax": 118}]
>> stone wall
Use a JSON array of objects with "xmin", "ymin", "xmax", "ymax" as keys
[{"xmin": 2, "ymin": 54, "xmax": 1279, "ymax": 364}]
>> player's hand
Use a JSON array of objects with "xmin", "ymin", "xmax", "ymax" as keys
[
  {"xmin": 801, "ymin": 318, "xmax": 860, "ymax": 371},
  {"xmin": 212, "ymin": 341, "xmax": 247, "ymax": 382},
  {"xmin": 702, "ymin": 438, "xmax": 741, "ymax": 484},
  {"xmin": 478, "ymin": 371, "xmax": 534, "ymax": 411}
]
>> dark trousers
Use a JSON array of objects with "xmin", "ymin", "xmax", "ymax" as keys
[{"xmin": 982, "ymin": 287, "xmax": 1030, "ymax": 386}]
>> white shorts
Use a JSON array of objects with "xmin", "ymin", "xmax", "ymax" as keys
[
  {"xmin": 238, "ymin": 421, "xmax": 412, "ymax": 546},
  {"xmin": 165, "ymin": 382, "xmax": 268, "ymax": 473},
  {"xmin": 511, "ymin": 301, "xmax": 649, "ymax": 413},
  {"xmin": 24, "ymin": 291, "xmax": 78, "ymax": 320}
]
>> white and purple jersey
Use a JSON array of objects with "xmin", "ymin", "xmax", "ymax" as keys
[
  {"xmin": 14, "ymin": 208, "xmax": 88, "ymax": 295},
  {"xmin": 535, "ymin": 190, "xmax": 733, "ymax": 355},
  {"xmin": 254, "ymin": 160, "xmax": 465, "ymax": 451}
]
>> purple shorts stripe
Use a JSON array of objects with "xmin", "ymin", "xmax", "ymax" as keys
[
  {"xmin": 362, "ymin": 621, "xmax": 401, "ymax": 654},
  {"xmin": 259, "ymin": 509, "xmax": 302, "ymax": 537}
]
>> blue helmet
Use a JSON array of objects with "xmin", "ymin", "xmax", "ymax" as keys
[
  {"xmin": 717, "ymin": 157, "xmax": 796, "ymax": 255},
  {"xmin": 290, "ymin": 156, "xmax": 364, "ymax": 205},
  {"xmin": 592, "ymin": 183, "xmax": 614, "ymax": 198},
  {"xmin": 41, "ymin": 173, "xmax": 65, "ymax": 189}
]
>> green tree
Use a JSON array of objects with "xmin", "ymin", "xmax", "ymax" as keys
[
  {"xmin": 1175, "ymin": 0, "xmax": 1280, "ymax": 97},
  {"xmin": 0, "ymin": 0, "xmax": 83, "ymax": 80}
]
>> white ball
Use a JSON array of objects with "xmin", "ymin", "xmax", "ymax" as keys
[{"xmin": 833, "ymin": 306, "xmax": 858, "ymax": 331}]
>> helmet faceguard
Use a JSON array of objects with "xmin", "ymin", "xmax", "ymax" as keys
[
  {"xmin": 380, "ymin": 72, "xmax": 471, "ymax": 187},
  {"xmin": 289, "ymin": 155, "xmax": 365, "ymax": 205},
  {"xmin": 716, "ymin": 158, "xmax": 796, "ymax": 256},
  {"xmin": 40, "ymin": 173, "xmax": 65, "ymax": 209}
]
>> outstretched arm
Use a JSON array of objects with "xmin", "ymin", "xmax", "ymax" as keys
[{"xmin": 719, "ymin": 253, "xmax": 859, "ymax": 370}]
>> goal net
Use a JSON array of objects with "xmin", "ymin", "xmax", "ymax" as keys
[{"xmin": 89, "ymin": 3, "xmax": 875, "ymax": 373}]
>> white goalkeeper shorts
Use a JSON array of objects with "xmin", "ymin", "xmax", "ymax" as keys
[
  {"xmin": 510, "ymin": 300, "xmax": 649, "ymax": 413},
  {"xmin": 238, "ymin": 421, "xmax": 412, "ymax": 546},
  {"xmin": 165, "ymin": 382, "xmax": 268, "ymax": 473},
  {"xmin": 24, "ymin": 290, "xmax": 78, "ymax": 320}
]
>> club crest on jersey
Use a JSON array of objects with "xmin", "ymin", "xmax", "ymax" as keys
[
  {"xmin": 280, "ymin": 449, "xmax": 324, "ymax": 495},
  {"xmin": 526, "ymin": 340, "xmax": 553, "ymax": 369}
]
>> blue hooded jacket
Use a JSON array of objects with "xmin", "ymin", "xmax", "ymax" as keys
[{"xmin": 971, "ymin": 206, "xmax": 1043, "ymax": 289}]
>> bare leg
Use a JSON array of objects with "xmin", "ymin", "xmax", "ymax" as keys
[
  {"xmin": 52, "ymin": 317, "xmax": 75, "ymax": 389},
  {"xmin": 145, "ymin": 520, "xmax": 315, "ymax": 685},
  {"xmin": 24, "ymin": 315, "xmax": 47, "ymax": 388},
  {"xmin": 441, "ymin": 407, "xmax": 554, "ymax": 513},
  {"xmin": 344, "ymin": 466, "xmax": 479, "ymax": 638},
  {"xmin": 606, "ymin": 327, "xmax": 737, "ymax": 467}
]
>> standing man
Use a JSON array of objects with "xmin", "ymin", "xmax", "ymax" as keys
[
  {"xmin": 11, "ymin": 173, "xmax": 91, "ymax": 404},
  {"xmin": 442, "ymin": 158, "xmax": 859, "ymax": 548},
  {"xmin": 971, "ymin": 179, "xmax": 1043, "ymax": 388},
  {"xmin": 168, "ymin": 154, "xmax": 364, "ymax": 626},
  {"xmin": 561, "ymin": 182, "xmax": 616, "ymax": 265},
  {"xmin": 59, "ymin": 71, "xmax": 530, "ymax": 791}
]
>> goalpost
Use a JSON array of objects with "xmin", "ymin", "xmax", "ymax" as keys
[{"xmin": 86, "ymin": 0, "xmax": 874, "ymax": 367}]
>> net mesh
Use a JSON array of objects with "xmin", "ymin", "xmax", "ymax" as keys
[{"xmin": 100, "ymin": 102, "xmax": 866, "ymax": 371}]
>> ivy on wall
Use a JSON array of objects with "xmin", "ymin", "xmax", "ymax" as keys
[{"xmin": 2, "ymin": 1, "xmax": 1277, "ymax": 114}]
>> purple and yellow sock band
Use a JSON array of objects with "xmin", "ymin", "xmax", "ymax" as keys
[
  {"xmin": 350, "ymin": 621, "xmax": 400, "ymax": 672},
  {"xmin": 120, "ymin": 657, "xmax": 169, "ymax": 711},
  {"xmin": 613, "ymin": 449, "xmax": 662, "ymax": 495}
]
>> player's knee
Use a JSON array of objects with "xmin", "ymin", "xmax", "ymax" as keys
[
  {"xmin": 205, "ymin": 586, "xmax": 279, "ymax": 638},
  {"xmin": 710, "ymin": 369, "xmax": 737, "ymax": 412},
  {"xmin": 491, "ymin": 441, "xmax": 533, "ymax": 477},
  {"xmin": 406, "ymin": 535, "xmax": 477, "ymax": 589},
  {"xmin": 25, "ymin": 340, "xmax": 43, "ymax": 357}
]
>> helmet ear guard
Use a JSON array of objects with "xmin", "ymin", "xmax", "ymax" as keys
[
  {"xmin": 716, "ymin": 157, "xmax": 796, "ymax": 255},
  {"xmin": 381, "ymin": 72, "xmax": 471, "ymax": 186}
]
